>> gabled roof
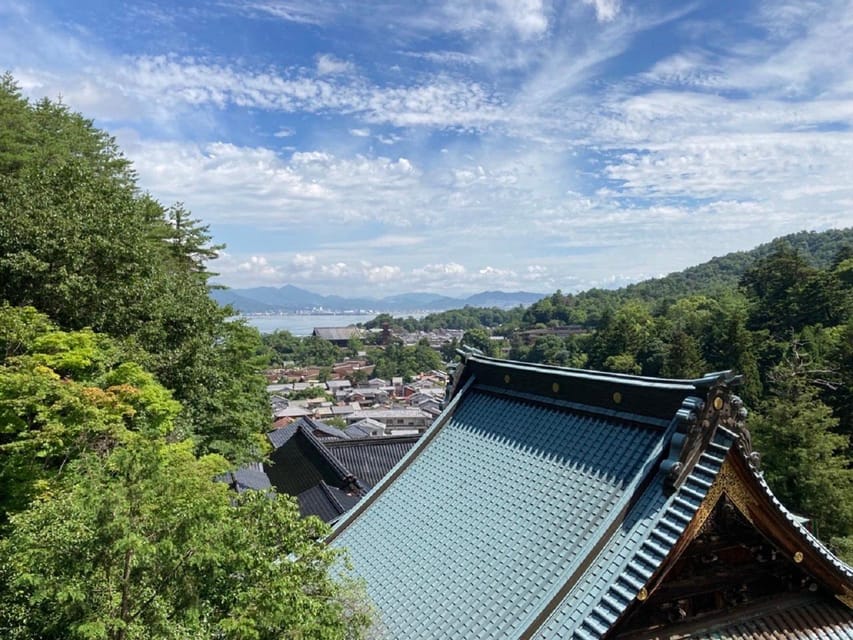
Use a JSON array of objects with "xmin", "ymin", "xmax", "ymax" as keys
[
  {"xmin": 647, "ymin": 595, "xmax": 853, "ymax": 640},
  {"xmin": 217, "ymin": 462, "xmax": 272, "ymax": 493},
  {"xmin": 265, "ymin": 418, "xmax": 419, "ymax": 521},
  {"xmin": 297, "ymin": 482, "xmax": 361, "ymax": 523},
  {"xmin": 344, "ymin": 418, "xmax": 386, "ymax": 438},
  {"xmin": 329, "ymin": 353, "xmax": 853, "ymax": 639},
  {"xmin": 325, "ymin": 436, "xmax": 419, "ymax": 488}
]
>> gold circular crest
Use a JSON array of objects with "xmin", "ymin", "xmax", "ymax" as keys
[
  {"xmin": 713, "ymin": 396, "xmax": 724, "ymax": 410},
  {"xmin": 612, "ymin": 391, "xmax": 622, "ymax": 404},
  {"xmin": 503, "ymin": 374, "xmax": 511, "ymax": 384},
  {"xmin": 552, "ymin": 382, "xmax": 560, "ymax": 393},
  {"xmin": 794, "ymin": 551, "xmax": 804, "ymax": 563},
  {"xmin": 637, "ymin": 587, "xmax": 648, "ymax": 601}
]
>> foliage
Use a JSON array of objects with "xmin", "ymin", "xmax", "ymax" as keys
[
  {"xmin": 750, "ymin": 365, "xmax": 853, "ymax": 540},
  {"xmin": 0, "ymin": 437, "xmax": 370, "ymax": 640},
  {"xmin": 262, "ymin": 331, "xmax": 344, "ymax": 368},
  {"xmin": 0, "ymin": 76, "xmax": 269, "ymax": 463},
  {"xmin": 0, "ymin": 76, "xmax": 367, "ymax": 638},
  {"xmin": 0, "ymin": 307, "xmax": 181, "ymax": 520},
  {"xmin": 369, "ymin": 339, "xmax": 442, "ymax": 381},
  {"xmin": 287, "ymin": 387, "xmax": 334, "ymax": 402},
  {"xmin": 461, "ymin": 327, "xmax": 499, "ymax": 357},
  {"xmin": 363, "ymin": 307, "xmax": 525, "ymax": 333}
]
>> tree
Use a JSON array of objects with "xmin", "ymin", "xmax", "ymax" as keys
[
  {"xmin": 461, "ymin": 327, "xmax": 497, "ymax": 357},
  {"xmin": 0, "ymin": 306, "xmax": 181, "ymax": 520},
  {"xmin": 750, "ymin": 365, "xmax": 853, "ymax": 540},
  {"xmin": 0, "ymin": 77, "xmax": 269, "ymax": 463},
  {"xmin": 0, "ymin": 437, "xmax": 370, "ymax": 640},
  {"xmin": 661, "ymin": 330, "xmax": 706, "ymax": 379}
]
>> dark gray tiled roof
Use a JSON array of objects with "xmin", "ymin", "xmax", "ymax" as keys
[
  {"xmin": 325, "ymin": 436, "xmax": 419, "ymax": 488},
  {"xmin": 230, "ymin": 464, "xmax": 272, "ymax": 493},
  {"xmin": 267, "ymin": 423, "xmax": 299, "ymax": 448},
  {"xmin": 671, "ymin": 596, "xmax": 853, "ymax": 639},
  {"xmin": 264, "ymin": 428, "xmax": 354, "ymax": 497},
  {"xmin": 297, "ymin": 482, "xmax": 361, "ymax": 523},
  {"xmin": 216, "ymin": 462, "xmax": 272, "ymax": 494},
  {"xmin": 264, "ymin": 420, "xmax": 417, "ymax": 518}
]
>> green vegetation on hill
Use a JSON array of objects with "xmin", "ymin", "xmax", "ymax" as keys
[
  {"xmin": 0, "ymin": 74, "xmax": 368, "ymax": 638},
  {"xmin": 508, "ymin": 237, "xmax": 853, "ymax": 554}
]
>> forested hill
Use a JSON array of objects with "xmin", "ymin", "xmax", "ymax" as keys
[
  {"xmin": 523, "ymin": 228, "xmax": 853, "ymax": 327},
  {"xmin": 614, "ymin": 228, "xmax": 853, "ymax": 302}
]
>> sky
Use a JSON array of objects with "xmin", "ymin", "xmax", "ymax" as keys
[{"xmin": 2, "ymin": 0, "xmax": 853, "ymax": 297}]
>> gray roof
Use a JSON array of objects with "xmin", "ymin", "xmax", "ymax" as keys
[
  {"xmin": 297, "ymin": 482, "xmax": 361, "ymax": 523},
  {"xmin": 313, "ymin": 326, "xmax": 360, "ymax": 341},
  {"xmin": 325, "ymin": 436, "xmax": 419, "ymax": 489},
  {"xmin": 344, "ymin": 418, "xmax": 386, "ymax": 438},
  {"xmin": 218, "ymin": 462, "xmax": 272, "ymax": 493}
]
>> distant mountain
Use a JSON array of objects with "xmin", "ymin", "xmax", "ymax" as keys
[
  {"xmin": 211, "ymin": 290, "xmax": 277, "ymax": 313},
  {"xmin": 463, "ymin": 291, "xmax": 545, "ymax": 308},
  {"xmin": 594, "ymin": 227, "xmax": 853, "ymax": 305},
  {"xmin": 211, "ymin": 286, "xmax": 545, "ymax": 314}
]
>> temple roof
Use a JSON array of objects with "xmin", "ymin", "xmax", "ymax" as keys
[
  {"xmin": 328, "ymin": 353, "xmax": 853, "ymax": 639},
  {"xmin": 627, "ymin": 595, "xmax": 853, "ymax": 639},
  {"xmin": 265, "ymin": 420, "xmax": 418, "ymax": 522}
]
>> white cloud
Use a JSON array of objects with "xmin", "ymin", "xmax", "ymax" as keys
[
  {"xmin": 315, "ymin": 53, "xmax": 354, "ymax": 76},
  {"xmin": 236, "ymin": 255, "xmax": 282, "ymax": 280},
  {"xmin": 582, "ymin": 0, "xmax": 621, "ymax": 23},
  {"xmin": 6, "ymin": 0, "xmax": 853, "ymax": 298}
]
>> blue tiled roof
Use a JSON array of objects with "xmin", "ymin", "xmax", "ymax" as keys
[
  {"xmin": 533, "ymin": 427, "xmax": 736, "ymax": 639},
  {"xmin": 331, "ymin": 386, "xmax": 677, "ymax": 639},
  {"xmin": 329, "ymin": 355, "xmax": 853, "ymax": 638}
]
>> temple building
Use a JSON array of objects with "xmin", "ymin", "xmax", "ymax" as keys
[{"xmin": 328, "ymin": 352, "xmax": 853, "ymax": 638}]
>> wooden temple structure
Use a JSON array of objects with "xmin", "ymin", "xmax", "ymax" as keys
[{"xmin": 329, "ymin": 352, "xmax": 853, "ymax": 638}]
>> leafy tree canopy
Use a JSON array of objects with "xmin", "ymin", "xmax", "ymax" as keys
[{"xmin": 0, "ymin": 75, "xmax": 268, "ymax": 464}]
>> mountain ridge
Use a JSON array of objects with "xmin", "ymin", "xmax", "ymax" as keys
[{"xmin": 211, "ymin": 286, "xmax": 545, "ymax": 314}]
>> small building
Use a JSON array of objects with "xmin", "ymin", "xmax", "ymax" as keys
[
  {"xmin": 344, "ymin": 418, "xmax": 387, "ymax": 438},
  {"xmin": 313, "ymin": 326, "xmax": 361, "ymax": 347},
  {"xmin": 326, "ymin": 379, "xmax": 352, "ymax": 393},
  {"xmin": 345, "ymin": 408, "xmax": 433, "ymax": 434},
  {"xmin": 329, "ymin": 353, "xmax": 853, "ymax": 638}
]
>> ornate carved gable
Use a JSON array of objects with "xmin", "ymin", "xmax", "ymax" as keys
[
  {"xmin": 613, "ymin": 496, "xmax": 822, "ymax": 637},
  {"xmin": 611, "ymin": 452, "xmax": 853, "ymax": 638}
]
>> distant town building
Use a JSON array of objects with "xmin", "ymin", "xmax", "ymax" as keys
[{"xmin": 312, "ymin": 326, "xmax": 362, "ymax": 346}]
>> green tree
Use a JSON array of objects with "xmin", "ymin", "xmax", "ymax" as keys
[
  {"xmin": 0, "ymin": 437, "xmax": 370, "ymax": 640},
  {"xmin": 461, "ymin": 327, "xmax": 498, "ymax": 357},
  {"xmin": 750, "ymin": 365, "xmax": 853, "ymax": 540},
  {"xmin": 0, "ymin": 77, "xmax": 269, "ymax": 463},
  {"xmin": 0, "ymin": 307, "xmax": 181, "ymax": 520}
]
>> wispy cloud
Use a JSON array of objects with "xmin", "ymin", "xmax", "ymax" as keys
[{"xmin": 4, "ymin": 0, "xmax": 853, "ymax": 296}]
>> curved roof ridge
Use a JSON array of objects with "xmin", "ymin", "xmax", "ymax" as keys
[
  {"xmin": 747, "ymin": 450, "xmax": 853, "ymax": 580},
  {"xmin": 532, "ymin": 425, "xmax": 738, "ymax": 639},
  {"xmin": 298, "ymin": 423, "xmax": 356, "ymax": 484},
  {"xmin": 460, "ymin": 352, "xmax": 734, "ymax": 389}
]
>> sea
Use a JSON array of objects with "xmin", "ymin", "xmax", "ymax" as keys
[{"xmin": 243, "ymin": 313, "xmax": 381, "ymax": 336}]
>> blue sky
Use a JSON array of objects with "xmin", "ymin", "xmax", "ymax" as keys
[{"xmin": 2, "ymin": 1, "xmax": 852, "ymax": 296}]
